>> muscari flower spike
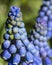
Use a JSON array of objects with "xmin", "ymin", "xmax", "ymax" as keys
[
  {"xmin": 1, "ymin": 6, "xmax": 43, "ymax": 65},
  {"xmin": 29, "ymin": 0, "xmax": 52, "ymax": 65}
]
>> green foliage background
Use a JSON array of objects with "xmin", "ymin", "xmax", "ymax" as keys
[{"xmin": 0, "ymin": 0, "xmax": 51, "ymax": 65}]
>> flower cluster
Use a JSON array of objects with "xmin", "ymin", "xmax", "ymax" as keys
[
  {"xmin": 1, "ymin": 0, "xmax": 52, "ymax": 65},
  {"xmin": 29, "ymin": 0, "xmax": 52, "ymax": 65},
  {"xmin": 1, "ymin": 6, "xmax": 42, "ymax": 65}
]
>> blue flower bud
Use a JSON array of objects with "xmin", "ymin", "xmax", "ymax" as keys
[
  {"xmin": 23, "ymin": 39, "xmax": 30, "ymax": 46},
  {"xmin": 26, "ymin": 52, "xmax": 33, "ymax": 63},
  {"xmin": 9, "ymin": 44, "xmax": 17, "ymax": 54},
  {"xmin": 21, "ymin": 34, "xmax": 27, "ymax": 41},
  {"xmin": 27, "ymin": 43, "xmax": 35, "ymax": 51},
  {"xmin": 47, "ymin": 49, "xmax": 52, "ymax": 58},
  {"xmin": 4, "ymin": 33, "xmax": 10, "ymax": 40},
  {"xmin": 18, "ymin": 28, "xmax": 26, "ymax": 35},
  {"xmin": 43, "ymin": 16, "xmax": 48, "ymax": 22},
  {"xmin": 42, "ymin": 6, "xmax": 48, "ymax": 12},
  {"xmin": 14, "ymin": 33, "xmax": 21, "ymax": 40},
  {"xmin": 47, "ymin": 10, "xmax": 51, "ymax": 16},
  {"xmin": 40, "ymin": 47, "xmax": 47, "ymax": 57},
  {"xmin": 13, "ymin": 26, "xmax": 18, "ymax": 33},
  {"xmin": 3, "ymin": 40, "xmax": 10, "ymax": 49},
  {"xmin": 2, "ymin": 50, "xmax": 11, "ymax": 60},
  {"xmin": 39, "ymin": 11, "xmax": 45, "ymax": 17},
  {"xmin": 20, "ymin": 47, "xmax": 26, "ymax": 57},
  {"xmin": 34, "ymin": 57, "xmax": 42, "ymax": 65},
  {"xmin": 13, "ymin": 54, "xmax": 21, "ymax": 65},
  {"xmin": 36, "ymin": 17, "xmax": 41, "ymax": 22},
  {"xmin": 44, "ymin": 57, "xmax": 52, "ymax": 65},
  {"xmin": 16, "ymin": 40, "xmax": 23, "ymax": 49}
]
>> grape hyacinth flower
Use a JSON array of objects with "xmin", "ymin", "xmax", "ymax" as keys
[
  {"xmin": 29, "ymin": 0, "xmax": 52, "ymax": 65},
  {"xmin": 1, "ymin": 6, "xmax": 42, "ymax": 65}
]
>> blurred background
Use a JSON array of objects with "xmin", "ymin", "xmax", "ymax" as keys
[{"xmin": 0, "ymin": 0, "xmax": 52, "ymax": 65}]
